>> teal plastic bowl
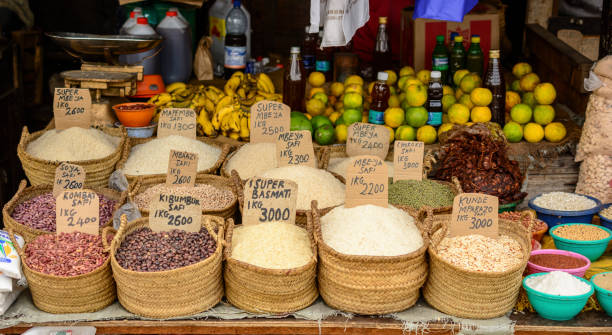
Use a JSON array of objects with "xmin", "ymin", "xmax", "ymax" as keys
[
  {"xmin": 549, "ymin": 223, "xmax": 612, "ymax": 261},
  {"xmin": 523, "ymin": 273, "xmax": 594, "ymax": 321},
  {"xmin": 591, "ymin": 272, "xmax": 612, "ymax": 317}
]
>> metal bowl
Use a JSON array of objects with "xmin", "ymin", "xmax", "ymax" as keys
[{"xmin": 46, "ymin": 32, "xmax": 162, "ymax": 57}]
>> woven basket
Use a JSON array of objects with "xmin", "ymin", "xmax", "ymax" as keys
[
  {"xmin": 109, "ymin": 215, "xmax": 225, "ymax": 318},
  {"xmin": 128, "ymin": 175, "xmax": 237, "ymax": 219},
  {"xmin": 115, "ymin": 136, "xmax": 231, "ymax": 185},
  {"xmin": 17, "ymin": 125, "xmax": 127, "ymax": 188},
  {"xmin": 324, "ymin": 144, "xmax": 394, "ymax": 167},
  {"xmin": 8, "ymin": 229, "xmax": 117, "ymax": 313},
  {"xmin": 223, "ymin": 219, "xmax": 318, "ymax": 314},
  {"xmin": 310, "ymin": 201, "xmax": 430, "ymax": 315},
  {"xmin": 2, "ymin": 180, "xmax": 126, "ymax": 243},
  {"xmin": 393, "ymin": 177, "xmax": 463, "ymax": 217},
  {"xmin": 423, "ymin": 214, "xmax": 532, "ymax": 319}
]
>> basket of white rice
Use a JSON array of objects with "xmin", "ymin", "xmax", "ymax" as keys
[
  {"xmin": 231, "ymin": 165, "xmax": 345, "ymax": 226},
  {"xmin": 17, "ymin": 125, "xmax": 126, "ymax": 187},
  {"xmin": 310, "ymin": 201, "xmax": 430, "ymax": 315},
  {"xmin": 223, "ymin": 219, "xmax": 318, "ymax": 313},
  {"xmin": 116, "ymin": 135, "xmax": 230, "ymax": 184}
]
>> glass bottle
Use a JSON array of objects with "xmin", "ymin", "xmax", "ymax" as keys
[
  {"xmin": 302, "ymin": 26, "xmax": 317, "ymax": 76},
  {"xmin": 432, "ymin": 35, "xmax": 449, "ymax": 84},
  {"xmin": 224, "ymin": 0, "xmax": 247, "ymax": 78},
  {"xmin": 484, "ymin": 50, "xmax": 505, "ymax": 126},
  {"xmin": 282, "ymin": 46, "xmax": 306, "ymax": 112},
  {"xmin": 427, "ymin": 71, "xmax": 443, "ymax": 127},
  {"xmin": 449, "ymin": 35, "xmax": 466, "ymax": 85},
  {"xmin": 466, "ymin": 35, "xmax": 484, "ymax": 76},
  {"xmin": 373, "ymin": 17, "xmax": 391, "ymax": 74},
  {"xmin": 368, "ymin": 71, "xmax": 390, "ymax": 125}
]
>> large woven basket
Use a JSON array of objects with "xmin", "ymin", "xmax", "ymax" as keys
[
  {"xmin": 9, "ymin": 229, "xmax": 117, "ymax": 313},
  {"xmin": 310, "ymin": 201, "xmax": 430, "ymax": 315},
  {"xmin": 109, "ymin": 215, "xmax": 224, "ymax": 318},
  {"xmin": 115, "ymin": 136, "xmax": 231, "ymax": 185},
  {"xmin": 223, "ymin": 219, "xmax": 318, "ymax": 314},
  {"xmin": 423, "ymin": 214, "xmax": 531, "ymax": 319},
  {"xmin": 17, "ymin": 125, "xmax": 127, "ymax": 188},
  {"xmin": 128, "ymin": 174, "xmax": 237, "ymax": 219},
  {"xmin": 2, "ymin": 179, "xmax": 126, "ymax": 243}
]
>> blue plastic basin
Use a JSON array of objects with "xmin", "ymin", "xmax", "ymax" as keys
[
  {"xmin": 599, "ymin": 203, "xmax": 612, "ymax": 230},
  {"xmin": 528, "ymin": 193, "xmax": 602, "ymax": 229}
]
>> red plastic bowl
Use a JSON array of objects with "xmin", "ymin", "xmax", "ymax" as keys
[
  {"xmin": 527, "ymin": 249, "xmax": 591, "ymax": 277},
  {"xmin": 113, "ymin": 102, "xmax": 156, "ymax": 127}
]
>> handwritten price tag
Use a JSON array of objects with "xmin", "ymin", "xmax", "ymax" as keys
[
  {"xmin": 449, "ymin": 193, "xmax": 499, "ymax": 238},
  {"xmin": 250, "ymin": 100, "xmax": 290, "ymax": 143},
  {"xmin": 53, "ymin": 88, "xmax": 92, "ymax": 130},
  {"xmin": 242, "ymin": 178, "xmax": 297, "ymax": 225},
  {"xmin": 157, "ymin": 108, "xmax": 197, "ymax": 139},
  {"xmin": 166, "ymin": 150, "xmax": 198, "ymax": 187},
  {"xmin": 56, "ymin": 189, "xmax": 99, "ymax": 235},
  {"xmin": 276, "ymin": 130, "xmax": 316, "ymax": 168},
  {"xmin": 345, "ymin": 155, "xmax": 388, "ymax": 208},
  {"xmin": 346, "ymin": 122, "xmax": 390, "ymax": 160},
  {"xmin": 53, "ymin": 163, "xmax": 85, "ymax": 197},
  {"xmin": 393, "ymin": 141, "xmax": 425, "ymax": 182},
  {"xmin": 149, "ymin": 190, "xmax": 201, "ymax": 233}
]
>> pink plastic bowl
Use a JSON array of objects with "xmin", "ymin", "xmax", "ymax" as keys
[{"xmin": 527, "ymin": 249, "xmax": 591, "ymax": 277}]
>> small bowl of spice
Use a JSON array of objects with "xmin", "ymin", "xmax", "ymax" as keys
[
  {"xmin": 549, "ymin": 223, "xmax": 612, "ymax": 261},
  {"xmin": 527, "ymin": 249, "xmax": 591, "ymax": 277},
  {"xmin": 500, "ymin": 211, "xmax": 548, "ymax": 242},
  {"xmin": 599, "ymin": 204, "xmax": 612, "ymax": 230},
  {"xmin": 112, "ymin": 102, "xmax": 156, "ymax": 127},
  {"xmin": 591, "ymin": 272, "xmax": 612, "ymax": 317},
  {"xmin": 529, "ymin": 192, "xmax": 602, "ymax": 229}
]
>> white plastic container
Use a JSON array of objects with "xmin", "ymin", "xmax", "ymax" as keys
[
  {"xmin": 119, "ymin": 7, "xmax": 142, "ymax": 34},
  {"xmin": 209, "ymin": 0, "xmax": 251, "ymax": 77},
  {"xmin": 120, "ymin": 17, "xmax": 161, "ymax": 75},
  {"xmin": 156, "ymin": 10, "xmax": 192, "ymax": 83}
]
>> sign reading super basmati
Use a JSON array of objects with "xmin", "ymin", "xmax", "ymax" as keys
[{"xmin": 242, "ymin": 177, "xmax": 297, "ymax": 225}]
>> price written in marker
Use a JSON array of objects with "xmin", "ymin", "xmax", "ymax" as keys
[
  {"xmin": 157, "ymin": 108, "xmax": 197, "ymax": 139},
  {"xmin": 166, "ymin": 150, "xmax": 198, "ymax": 187},
  {"xmin": 346, "ymin": 122, "xmax": 390, "ymax": 160},
  {"xmin": 53, "ymin": 88, "xmax": 92, "ymax": 130},
  {"xmin": 53, "ymin": 163, "xmax": 85, "ymax": 197},
  {"xmin": 242, "ymin": 178, "xmax": 297, "ymax": 225},
  {"xmin": 276, "ymin": 130, "xmax": 316, "ymax": 168},
  {"xmin": 250, "ymin": 100, "xmax": 290, "ymax": 143},
  {"xmin": 345, "ymin": 155, "xmax": 388, "ymax": 208},
  {"xmin": 393, "ymin": 141, "xmax": 425, "ymax": 182},
  {"xmin": 149, "ymin": 191, "xmax": 202, "ymax": 233},
  {"xmin": 56, "ymin": 189, "xmax": 100, "ymax": 235},
  {"xmin": 449, "ymin": 193, "xmax": 499, "ymax": 238}
]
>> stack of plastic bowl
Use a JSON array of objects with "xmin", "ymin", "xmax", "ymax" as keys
[{"xmin": 523, "ymin": 273, "xmax": 594, "ymax": 321}]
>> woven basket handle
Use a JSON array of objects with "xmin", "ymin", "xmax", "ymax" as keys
[
  {"xmin": 7, "ymin": 230, "xmax": 25, "ymax": 260},
  {"xmin": 422, "ymin": 153, "xmax": 436, "ymax": 180},
  {"xmin": 223, "ymin": 218, "xmax": 235, "ymax": 261},
  {"xmin": 451, "ymin": 176, "xmax": 463, "ymax": 193},
  {"xmin": 112, "ymin": 214, "xmax": 129, "ymax": 251},
  {"xmin": 309, "ymin": 201, "xmax": 320, "ymax": 243},
  {"xmin": 202, "ymin": 216, "xmax": 218, "ymax": 242},
  {"xmin": 101, "ymin": 226, "xmax": 116, "ymax": 253},
  {"xmin": 230, "ymin": 170, "xmax": 244, "ymax": 214},
  {"xmin": 19, "ymin": 126, "xmax": 30, "ymax": 146},
  {"xmin": 318, "ymin": 146, "xmax": 331, "ymax": 170},
  {"xmin": 128, "ymin": 176, "xmax": 144, "ymax": 199}
]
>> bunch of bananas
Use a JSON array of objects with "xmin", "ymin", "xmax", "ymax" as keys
[{"xmin": 147, "ymin": 73, "xmax": 282, "ymax": 141}]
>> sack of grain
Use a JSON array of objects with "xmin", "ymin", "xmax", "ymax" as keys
[
  {"xmin": 310, "ymin": 201, "xmax": 430, "ymax": 314},
  {"xmin": 423, "ymin": 215, "xmax": 531, "ymax": 319},
  {"xmin": 575, "ymin": 154, "xmax": 612, "ymax": 204},
  {"xmin": 17, "ymin": 126, "xmax": 127, "ymax": 188}
]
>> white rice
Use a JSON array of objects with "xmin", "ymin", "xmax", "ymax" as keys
[
  {"xmin": 27, "ymin": 127, "xmax": 120, "ymax": 161},
  {"xmin": 225, "ymin": 143, "xmax": 277, "ymax": 179}
]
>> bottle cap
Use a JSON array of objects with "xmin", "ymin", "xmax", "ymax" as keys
[
  {"xmin": 136, "ymin": 17, "xmax": 148, "ymax": 25},
  {"xmin": 436, "ymin": 35, "xmax": 444, "ymax": 43},
  {"xmin": 377, "ymin": 71, "xmax": 389, "ymax": 81},
  {"xmin": 489, "ymin": 50, "xmax": 500, "ymax": 58},
  {"xmin": 233, "ymin": 0, "xmax": 241, "ymax": 7},
  {"xmin": 130, "ymin": 11, "xmax": 136, "ymax": 18},
  {"xmin": 431, "ymin": 71, "xmax": 441, "ymax": 79},
  {"xmin": 454, "ymin": 35, "xmax": 463, "ymax": 42},
  {"xmin": 379, "ymin": 17, "xmax": 387, "ymax": 24},
  {"xmin": 290, "ymin": 46, "xmax": 301, "ymax": 54},
  {"xmin": 471, "ymin": 35, "xmax": 480, "ymax": 43},
  {"xmin": 166, "ymin": 11, "xmax": 177, "ymax": 17}
]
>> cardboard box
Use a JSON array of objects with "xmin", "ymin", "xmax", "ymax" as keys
[{"xmin": 400, "ymin": 4, "xmax": 500, "ymax": 71}]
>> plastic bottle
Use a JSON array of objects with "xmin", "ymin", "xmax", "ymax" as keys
[
  {"xmin": 432, "ymin": 35, "xmax": 449, "ymax": 84},
  {"xmin": 484, "ymin": 50, "xmax": 506, "ymax": 127},
  {"xmin": 315, "ymin": 28, "xmax": 332, "ymax": 81},
  {"xmin": 427, "ymin": 71, "xmax": 443, "ymax": 127},
  {"xmin": 157, "ymin": 10, "xmax": 192, "ymax": 83},
  {"xmin": 122, "ymin": 17, "xmax": 160, "ymax": 75},
  {"xmin": 466, "ymin": 35, "xmax": 484, "ymax": 76},
  {"xmin": 209, "ymin": 0, "xmax": 251, "ymax": 77},
  {"xmin": 448, "ymin": 32, "xmax": 458, "ymax": 53},
  {"xmin": 373, "ymin": 17, "xmax": 391, "ymax": 75},
  {"xmin": 449, "ymin": 35, "xmax": 466, "ymax": 85},
  {"xmin": 224, "ymin": 0, "xmax": 247, "ymax": 78},
  {"xmin": 282, "ymin": 47, "xmax": 306, "ymax": 112},
  {"xmin": 119, "ymin": 9, "xmax": 142, "ymax": 35},
  {"xmin": 368, "ymin": 71, "xmax": 390, "ymax": 125},
  {"xmin": 302, "ymin": 26, "xmax": 317, "ymax": 76},
  {"xmin": 168, "ymin": 7, "xmax": 187, "ymax": 25}
]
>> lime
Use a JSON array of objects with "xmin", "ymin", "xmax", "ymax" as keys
[
  {"xmin": 291, "ymin": 111, "xmax": 308, "ymax": 120},
  {"xmin": 503, "ymin": 122, "xmax": 523, "ymax": 143},
  {"xmin": 290, "ymin": 117, "xmax": 313, "ymax": 133},
  {"xmin": 343, "ymin": 93, "xmax": 363, "ymax": 109},
  {"xmin": 510, "ymin": 103, "xmax": 533, "ymax": 124},
  {"xmin": 335, "ymin": 124, "xmax": 348, "ymax": 143},
  {"xmin": 312, "ymin": 92, "xmax": 329, "ymax": 105},
  {"xmin": 395, "ymin": 125, "xmax": 416, "ymax": 141},
  {"xmin": 416, "ymin": 125, "xmax": 437, "ymax": 144},
  {"xmin": 544, "ymin": 122, "xmax": 566, "ymax": 142},
  {"xmin": 342, "ymin": 108, "xmax": 362, "ymax": 126},
  {"xmin": 314, "ymin": 124, "xmax": 335, "ymax": 145},
  {"xmin": 405, "ymin": 106, "xmax": 428, "ymax": 128},
  {"xmin": 533, "ymin": 105, "xmax": 555, "ymax": 125},
  {"xmin": 523, "ymin": 122, "xmax": 544, "ymax": 143},
  {"xmin": 522, "ymin": 92, "xmax": 536, "ymax": 108},
  {"xmin": 311, "ymin": 115, "xmax": 333, "ymax": 131}
]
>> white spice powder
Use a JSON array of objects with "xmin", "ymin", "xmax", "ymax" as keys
[{"xmin": 525, "ymin": 271, "xmax": 591, "ymax": 296}]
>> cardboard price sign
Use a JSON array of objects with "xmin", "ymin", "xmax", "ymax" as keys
[
  {"xmin": 393, "ymin": 141, "xmax": 425, "ymax": 182},
  {"xmin": 56, "ymin": 190, "xmax": 100, "ymax": 235},
  {"xmin": 345, "ymin": 155, "xmax": 388, "ymax": 208},
  {"xmin": 242, "ymin": 178, "xmax": 297, "ymax": 226},
  {"xmin": 276, "ymin": 130, "xmax": 316, "ymax": 168},
  {"xmin": 149, "ymin": 190, "xmax": 202, "ymax": 233},
  {"xmin": 166, "ymin": 150, "xmax": 198, "ymax": 187},
  {"xmin": 157, "ymin": 108, "xmax": 197, "ymax": 139},
  {"xmin": 449, "ymin": 193, "xmax": 499, "ymax": 238},
  {"xmin": 53, "ymin": 88, "xmax": 92, "ymax": 130},
  {"xmin": 53, "ymin": 163, "xmax": 85, "ymax": 197},
  {"xmin": 346, "ymin": 123, "xmax": 390, "ymax": 160},
  {"xmin": 250, "ymin": 100, "xmax": 290, "ymax": 143}
]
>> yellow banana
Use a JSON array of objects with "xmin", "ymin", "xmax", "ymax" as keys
[
  {"xmin": 257, "ymin": 90, "xmax": 277, "ymax": 99},
  {"xmin": 257, "ymin": 73, "xmax": 275, "ymax": 93},
  {"xmin": 213, "ymin": 105, "xmax": 234, "ymax": 130},
  {"xmin": 224, "ymin": 76, "xmax": 241, "ymax": 96},
  {"xmin": 237, "ymin": 88, "xmax": 246, "ymax": 100},
  {"xmin": 231, "ymin": 71, "xmax": 245, "ymax": 81},
  {"xmin": 166, "ymin": 82, "xmax": 187, "ymax": 94},
  {"xmin": 154, "ymin": 93, "xmax": 172, "ymax": 106},
  {"xmin": 215, "ymin": 95, "xmax": 233, "ymax": 114},
  {"xmin": 197, "ymin": 110, "xmax": 216, "ymax": 137},
  {"xmin": 204, "ymin": 98, "xmax": 216, "ymax": 114},
  {"xmin": 239, "ymin": 115, "xmax": 249, "ymax": 139},
  {"xmin": 229, "ymin": 132, "xmax": 240, "ymax": 140},
  {"xmin": 229, "ymin": 111, "xmax": 241, "ymax": 132},
  {"xmin": 255, "ymin": 95, "xmax": 265, "ymax": 102}
]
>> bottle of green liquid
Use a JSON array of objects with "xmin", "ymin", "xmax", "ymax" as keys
[
  {"xmin": 432, "ymin": 35, "xmax": 449, "ymax": 84},
  {"xmin": 466, "ymin": 35, "xmax": 484, "ymax": 76},
  {"xmin": 449, "ymin": 35, "xmax": 466, "ymax": 85}
]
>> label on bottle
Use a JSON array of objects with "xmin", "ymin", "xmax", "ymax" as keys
[
  {"xmin": 433, "ymin": 57, "xmax": 449, "ymax": 71},
  {"xmin": 368, "ymin": 110, "xmax": 384, "ymax": 125},
  {"xmin": 303, "ymin": 55, "xmax": 315, "ymax": 70},
  {"xmin": 427, "ymin": 100, "xmax": 442, "ymax": 126},
  {"xmin": 224, "ymin": 45, "xmax": 247, "ymax": 69},
  {"xmin": 316, "ymin": 60, "xmax": 330, "ymax": 72},
  {"xmin": 209, "ymin": 17, "xmax": 226, "ymax": 38}
]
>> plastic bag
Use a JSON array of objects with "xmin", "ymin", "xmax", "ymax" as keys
[
  {"xmin": 194, "ymin": 36, "xmax": 214, "ymax": 81},
  {"xmin": 0, "ymin": 285, "xmax": 24, "ymax": 316},
  {"xmin": 310, "ymin": 0, "xmax": 369, "ymax": 47},
  {"xmin": 575, "ymin": 154, "xmax": 612, "ymax": 204},
  {"xmin": 576, "ymin": 94, "xmax": 612, "ymax": 160},
  {"xmin": 0, "ymin": 275, "xmax": 12, "ymax": 293},
  {"xmin": 414, "ymin": 0, "xmax": 478, "ymax": 22},
  {"xmin": 108, "ymin": 170, "xmax": 129, "ymax": 192},
  {"xmin": 0, "ymin": 231, "xmax": 24, "ymax": 280},
  {"xmin": 113, "ymin": 202, "xmax": 142, "ymax": 230}
]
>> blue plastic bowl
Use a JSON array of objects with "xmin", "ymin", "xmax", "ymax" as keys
[
  {"xmin": 549, "ymin": 223, "xmax": 612, "ymax": 261},
  {"xmin": 528, "ymin": 193, "xmax": 602, "ymax": 229},
  {"xmin": 115, "ymin": 122, "xmax": 156, "ymax": 138},
  {"xmin": 523, "ymin": 272, "xmax": 594, "ymax": 321},
  {"xmin": 591, "ymin": 272, "xmax": 612, "ymax": 317},
  {"xmin": 599, "ymin": 203, "xmax": 612, "ymax": 230}
]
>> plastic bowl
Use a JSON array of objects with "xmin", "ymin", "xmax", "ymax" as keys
[
  {"xmin": 115, "ymin": 122, "xmax": 156, "ymax": 138},
  {"xmin": 599, "ymin": 203, "xmax": 612, "ymax": 230},
  {"xmin": 591, "ymin": 272, "xmax": 612, "ymax": 317},
  {"xmin": 527, "ymin": 249, "xmax": 591, "ymax": 277},
  {"xmin": 523, "ymin": 272, "xmax": 594, "ymax": 321},
  {"xmin": 528, "ymin": 193, "xmax": 602, "ymax": 229},
  {"xmin": 113, "ymin": 102, "xmax": 156, "ymax": 127},
  {"xmin": 549, "ymin": 223, "xmax": 612, "ymax": 261}
]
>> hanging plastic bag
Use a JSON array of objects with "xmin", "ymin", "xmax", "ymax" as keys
[
  {"xmin": 309, "ymin": 0, "xmax": 369, "ymax": 47},
  {"xmin": 0, "ymin": 231, "xmax": 24, "ymax": 280},
  {"xmin": 413, "ymin": 0, "xmax": 478, "ymax": 22},
  {"xmin": 194, "ymin": 36, "xmax": 214, "ymax": 81}
]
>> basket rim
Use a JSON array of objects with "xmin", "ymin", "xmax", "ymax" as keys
[{"xmin": 390, "ymin": 179, "xmax": 461, "ymax": 213}]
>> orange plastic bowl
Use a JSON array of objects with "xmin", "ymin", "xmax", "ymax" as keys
[{"xmin": 113, "ymin": 102, "xmax": 156, "ymax": 127}]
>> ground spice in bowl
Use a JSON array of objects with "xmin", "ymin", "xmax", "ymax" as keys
[
  {"xmin": 593, "ymin": 273, "xmax": 612, "ymax": 291},
  {"xmin": 529, "ymin": 254, "xmax": 588, "ymax": 269},
  {"xmin": 554, "ymin": 224, "xmax": 610, "ymax": 241}
]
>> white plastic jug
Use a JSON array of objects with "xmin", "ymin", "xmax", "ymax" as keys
[
  {"xmin": 119, "ymin": 7, "xmax": 142, "ymax": 35},
  {"xmin": 120, "ymin": 17, "xmax": 161, "ymax": 75},
  {"xmin": 209, "ymin": 0, "xmax": 251, "ymax": 77},
  {"xmin": 157, "ymin": 10, "xmax": 193, "ymax": 83}
]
